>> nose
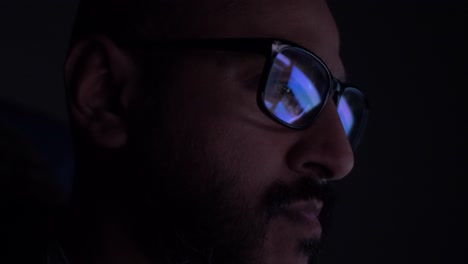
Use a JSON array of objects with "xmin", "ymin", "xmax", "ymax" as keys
[{"xmin": 286, "ymin": 100, "xmax": 354, "ymax": 181}]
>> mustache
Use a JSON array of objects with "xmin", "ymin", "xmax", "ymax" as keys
[{"xmin": 264, "ymin": 177, "xmax": 334, "ymax": 220}]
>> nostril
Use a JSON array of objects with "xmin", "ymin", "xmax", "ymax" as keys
[{"xmin": 301, "ymin": 160, "xmax": 351, "ymax": 182}]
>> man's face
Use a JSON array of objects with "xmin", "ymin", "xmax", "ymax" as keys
[{"xmin": 126, "ymin": 0, "xmax": 354, "ymax": 263}]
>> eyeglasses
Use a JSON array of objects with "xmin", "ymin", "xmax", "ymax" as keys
[{"xmin": 120, "ymin": 38, "xmax": 369, "ymax": 150}]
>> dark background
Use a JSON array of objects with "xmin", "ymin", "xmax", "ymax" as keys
[{"xmin": 1, "ymin": 0, "xmax": 466, "ymax": 263}]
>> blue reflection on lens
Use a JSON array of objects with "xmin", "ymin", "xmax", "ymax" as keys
[
  {"xmin": 270, "ymin": 101, "xmax": 296, "ymax": 122},
  {"xmin": 338, "ymin": 98, "xmax": 354, "ymax": 135},
  {"xmin": 276, "ymin": 53, "xmax": 292, "ymax": 67},
  {"xmin": 266, "ymin": 64, "xmax": 324, "ymax": 124},
  {"xmin": 288, "ymin": 66, "xmax": 321, "ymax": 113}
]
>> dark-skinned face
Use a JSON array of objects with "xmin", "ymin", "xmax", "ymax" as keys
[{"xmin": 96, "ymin": 0, "xmax": 353, "ymax": 263}]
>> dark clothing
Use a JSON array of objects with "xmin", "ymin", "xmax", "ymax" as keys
[
  {"xmin": 1, "ymin": 118, "xmax": 70, "ymax": 264},
  {"xmin": 1, "ymin": 102, "xmax": 75, "ymax": 263}
]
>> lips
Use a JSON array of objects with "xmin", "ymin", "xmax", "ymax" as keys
[{"xmin": 279, "ymin": 199, "xmax": 323, "ymax": 231}]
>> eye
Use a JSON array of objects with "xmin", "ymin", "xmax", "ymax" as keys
[
  {"xmin": 265, "ymin": 81, "xmax": 289, "ymax": 101},
  {"xmin": 279, "ymin": 82, "xmax": 292, "ymax": 94},
  {"xmin": 279, "ymin": 85, "xmax": 304, "ymax": 115},
  {"xmin": 264, "ymin": 82, "xmax": 303, "ymax": 114}
]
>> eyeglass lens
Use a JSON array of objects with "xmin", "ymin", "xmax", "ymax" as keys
[
  {"xmin": 337, "ymin": 87, "xmax": 367, "ymax": 149},
  {"xmin": 263, "ymin": 47, "xmax": 366, "ymax": 148},
  {"xmin": 263, "ymin": 48, "xmax": 330, "ymax": 127}
]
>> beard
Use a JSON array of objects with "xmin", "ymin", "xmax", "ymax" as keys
[
  {"xmin": 127, "ymin": 124, "xmax": 267, "ymax": 264},
  {"xmin": 122, "ymin": 96, "xmax": 334, "ymax": 264}
]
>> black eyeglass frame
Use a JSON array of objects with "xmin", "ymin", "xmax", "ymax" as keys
[{"xmin": 118, "ymin": 38, "xmax": 369, "ymax": 147}]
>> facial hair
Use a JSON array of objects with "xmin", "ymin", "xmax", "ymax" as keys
[
  {"xmin": 126, "ymin": 118, "xmax": 266, "ymax": 264},
  {"xmin": 124, "ymin": 97, "xmax": 334, "ymax": 264}
]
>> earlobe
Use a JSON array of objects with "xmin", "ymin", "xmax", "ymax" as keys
[{"xmin": 64, "ymin": 35, "xmax": 135, "ymax": 149}]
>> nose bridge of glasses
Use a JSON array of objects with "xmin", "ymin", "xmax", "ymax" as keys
[{"xmin": 330, "ymin": 79, "xmax": 342, "ymax": 104}]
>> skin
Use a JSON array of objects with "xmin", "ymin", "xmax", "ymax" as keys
[{"xmin": 63, "ymin": 0, "xmax": 354, "ymax": 263}]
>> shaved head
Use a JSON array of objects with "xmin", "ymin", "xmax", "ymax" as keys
[
  {"xmin": 71, "ymin": 0, "xmax": 247, "ymax": 42},
  {"xmin": 71, "ymin": 0, "xmax": 339, "ymax": 46}
]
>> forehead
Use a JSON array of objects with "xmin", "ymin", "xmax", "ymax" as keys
[{"xmin": 150, "ymin": 0, "xmax": 343, "ymax": 77}]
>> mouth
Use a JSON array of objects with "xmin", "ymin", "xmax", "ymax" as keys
[{"xmin": 279, "ymin": 199, "xmax": 323, "ymax": 235}]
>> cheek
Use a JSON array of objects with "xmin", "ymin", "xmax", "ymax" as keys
[
  {"xmin": 157, "ymin": 64, "xmax": 292, "ymax": 207},
  {"xmin": 194, "ymin": 119, "xmax": 288, "ymax": 210},
  {"xmin": 160, "ymin": 105, "xmax": 273, "ymax": 207}
]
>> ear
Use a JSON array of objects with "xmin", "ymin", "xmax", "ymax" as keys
[{"xmin": 65, "ymin": 35, "xmax": 139, "ymax": 149}]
